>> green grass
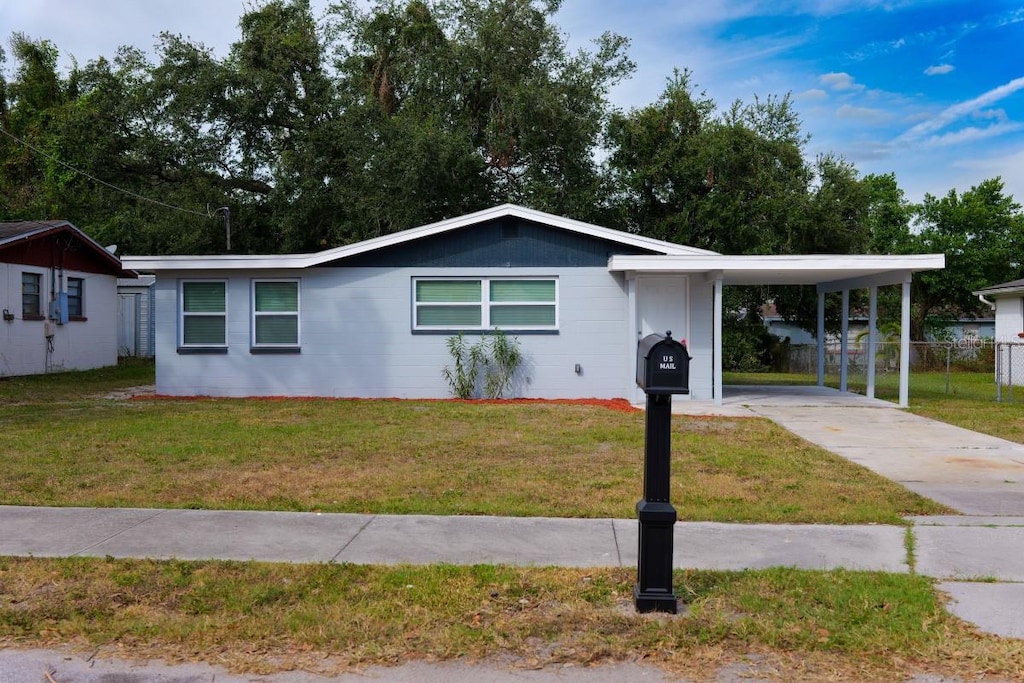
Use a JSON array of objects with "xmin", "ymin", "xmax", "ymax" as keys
[
  {"xmin": 725, "ymin": 370, "xmax": 1024, "ymax": 444},
  {"xmin": 0, "ymin": 557, "xmax": 1019, "ymax": 681},
  {"xmin": 0, "ymin": 362, "xmax": 944, "ymax": 523},
  {"xmin": 2, "ymin": 368, "xmax": 1021, "ymax": 680},
  {"xmin": 0, "ymin": 358, "xmax": 154, "ymax": 403}
]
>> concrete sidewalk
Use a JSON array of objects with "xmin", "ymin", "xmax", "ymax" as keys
[
  {"xmin": 2, "ymin": 505, "xmax": 1024, "ymax": 640},
  {"xmin": 0, "ymin": 505, "xmax": 906, "ymax": 571}
]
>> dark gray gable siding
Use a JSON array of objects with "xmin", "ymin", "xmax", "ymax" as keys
[{"xmin": 324, "ymin": 217, "xmax": 658, "ymax": 268}]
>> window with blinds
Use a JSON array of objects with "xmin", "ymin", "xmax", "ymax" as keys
[
  {"xmin": 67, "ymin": 277, "xmax": 84, "ymax": 317},
  {"xmin": 252, "ymin": 280, "xmax": 300, "ymax": 347},
  {"xmin": 413, "ymin": 278, "xmax": 557, "ymax": 331},
  {"xmin": 180, "ymin": 280, "xmax": 227, "ymax": 347},
  {"xmin": 21, "ymin": 272, "xmax": 41, "ymax": 317}
]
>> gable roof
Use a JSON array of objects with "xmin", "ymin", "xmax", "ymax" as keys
[
  {"xmin": 974, "ymin": 277, "xmax": 1024, "ymax": 297},
  {"xmin": 121, "ymin": 204, "xmax": 718, "ymax": 271},
  {"xmin": 0, "ymin": 220, "xmax": 71, "ymax": 244},
  {"xmin": 0, "ymin": 220, "xmax": 135, "ymax": 277}
]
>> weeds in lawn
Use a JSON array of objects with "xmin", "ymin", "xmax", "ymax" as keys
[{"xmin": 0, "ymin": 557, "xmax": 1019, "ymax": 682}]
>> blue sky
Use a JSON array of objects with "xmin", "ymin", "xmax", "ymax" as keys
[{"xmin": 3, "ymin": 0, "xmax": 1023, "ymax": 205}]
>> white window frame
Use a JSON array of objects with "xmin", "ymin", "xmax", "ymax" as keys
[
  {"xmin": 67, "ymin": 276, "xmax": 84, "ymax": 318},
  {"xmin": 250, "ymin": 278, "xmax": 301, "ymax": 348},
  {"xmin": 179, "ymin": 279, "xmax": 228, "ymax": 348},
  {"xmin": 412, "ymin": 277, "xmax": 559, "ymax": 331},
  {"xmin": 21, "ymin": 270, "xmax": 43, "ymax": 318}
]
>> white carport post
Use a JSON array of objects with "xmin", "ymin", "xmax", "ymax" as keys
[
  {"xmin": 713, "ymin": 274, "xmax": 724, "ymax": 406},
  {"xmin": 816, "ymin": 291, "xmax": 825, "ymax": 387},
  {"xmin": 900, "ymin": 275, "xmax": 911, "ymax": 408},
  {"xmin": 867, "ymin": 285, "xmax": 878, "ymax": 399},
  {"xmin": 840, "ymin": 289, "xmax": 850, "ymax": 392}
]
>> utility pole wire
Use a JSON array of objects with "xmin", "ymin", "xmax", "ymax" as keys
[{"xmin": 0, "ymin": 124, "xmax": 215, "ymax": 219}]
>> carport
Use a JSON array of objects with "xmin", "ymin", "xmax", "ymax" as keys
[{"xmin": 609, "ymin": 253, "xmax": 945, "ymax": 408}]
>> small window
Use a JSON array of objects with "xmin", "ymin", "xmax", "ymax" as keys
[
  {"xmin": 180, "ymin": 280, "xmax": 227, "ymax": 347},
  {"xmin": 21, "ymin": 272, "xmax": 41, "ymax": 317},
  {"xmin": 67, "ymin": 277, "xmax": 84, "ymax": 318},
  {"xmin": 413, "ymin": 277, "xmax": 557, "ymax": 331},
  {"xmin": 252, "ymin": 280, "xmax": 299, "ymax": 347}
]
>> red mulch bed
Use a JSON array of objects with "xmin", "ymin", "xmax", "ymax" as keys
[{"xmin": 132, "ymin": 394, "xmax": 640, "ymax": 413}]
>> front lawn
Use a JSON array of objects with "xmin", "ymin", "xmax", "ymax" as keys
[
  {"xmin": 1, "ymin": 557, "xmax": 1020, "ymax": 682},
  {"xmin": 0, "ymin": 363, "xmax": 945, "ymax": 523}
]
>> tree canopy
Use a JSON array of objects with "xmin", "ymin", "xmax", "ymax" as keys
[{"xmin": 2, "ymin": 0, "xmax": 1022, "ymax": 341}]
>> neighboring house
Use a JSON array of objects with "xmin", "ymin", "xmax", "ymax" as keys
[
  {"xmin": 974, "ymin": 278, "xmax": 1024, "ymax": 387},
  {"xmin": 974, "ymin": 278, "xmax": 1024, "ymax": 342},
  {"xmin": 123, "ymin": 204, "xmax": 943, "ymax": 405},
  {"xmin": 0, "ymin": 220, "xmax": 136, "ymax": 377},
  {"xmin": 117, "ymin": 275, "xmax": 156, "ymax": 358}
]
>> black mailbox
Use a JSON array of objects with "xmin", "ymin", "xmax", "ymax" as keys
[{"xmin": 637, "ymin": 331, "xmax": 691, "ymax": 395}]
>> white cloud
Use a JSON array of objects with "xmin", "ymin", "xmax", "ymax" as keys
[
  {"xmin": 917, "ymin": 122, "xmax": 1024, "ymax": 148},
  {"xmin": 818, "ymin": 72, "xmax": 865, "ymax": 91},
  {"xmin": 924, "ymin": 64, "xmax": 954, "ymax": 76},
  {"xmin": 835, "ymin": 104, "xmax": 891, "ymax": 122},
  {"xmin": 975, "ymin": 108, "xmax": 1009, "ymax": 123},
  {"xmin": 899, "ymin": 76, "xmax": 1024, "ymax": 142},
  {"xmin": 795, "ymin": 88, "xmax": 829, "ymax": 101}
]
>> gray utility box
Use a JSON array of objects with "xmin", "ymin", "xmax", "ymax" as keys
[{"xmin": 636, "ymin": 331, "xmax": 691, "ymax": 395}]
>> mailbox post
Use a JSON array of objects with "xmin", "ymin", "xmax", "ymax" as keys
[{"xmin": 635, "ymin": 331, "xmax": 691, "ymax": 613}]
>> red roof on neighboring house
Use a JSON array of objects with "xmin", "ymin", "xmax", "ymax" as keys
[{"xmin": 0, "ymin": 220, "xmax": 136, "ymax": 278}]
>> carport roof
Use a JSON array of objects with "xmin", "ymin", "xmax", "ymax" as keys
[{"xmin": 607, "ymin": 253, "xmax": 945, "ymax": 291}]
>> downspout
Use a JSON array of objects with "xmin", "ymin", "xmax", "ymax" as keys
[{"xmin": 977, "ymin": 293, "xmax": 996, "ymax": 310}]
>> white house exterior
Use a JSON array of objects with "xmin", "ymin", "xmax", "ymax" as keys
[
  {"xmin": 1, "ymin": 221, "xmax": 135, "ymax": 377},
  {"xmin": 123, "ymin": 205, "xmax": 944, "ymax": 405},
  {"xmin": 974, "ymin": 278, "xmax": 1024, "ymax": 387}
]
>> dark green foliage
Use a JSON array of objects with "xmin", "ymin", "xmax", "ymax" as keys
[
  {"xmin": 2, "ymin": 1, "xmax": 1022, "ymax": 341},
  {"xmin": 1, "ymin": 0, "xmax": 631, "ymax": 253}
]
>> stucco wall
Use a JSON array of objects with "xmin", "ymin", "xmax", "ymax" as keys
[
  {"xmin": 0, "ymin": 263, "xmax": 119, "ymax": 376},
  {"xmin": 154, "ymin": 265, "xmax": 713, "ymax": 399}
]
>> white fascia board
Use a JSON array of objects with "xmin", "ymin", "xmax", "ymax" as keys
[
  {"xmin": 973, "ymin": 278, "xmax": 1024, "ymax": 297},
  {"xmin": 974, "ymin": 285, "xmax": 1024, "ymax": 297},
  {"xmin": 816, "ymin": 254, "xmax": 945, "ymax": 292},
  {"xmin": 609, "ymin": 253, "xmax": 945, "ymax": 286},
  {"xmin": 121, "ymin": 253, "xmax": 312, "ymax": 271}
]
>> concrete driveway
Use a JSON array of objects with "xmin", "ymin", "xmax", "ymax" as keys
[{"xmin": 718, "ymin": 384, "xmax": 1024, "ymax": 516}]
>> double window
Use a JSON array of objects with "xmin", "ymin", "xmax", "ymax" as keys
[
  {"xmin": 413, "ymin": 278, "xmax": 558, "ymax": 331},
  {"xmin": 180, "ymin": 280, "xmax": 227, "ymax": 348},
  {"xmin": 21, "ymin": 272, "xmax": 42, "ymax": 318},
  {"xmin": 178, "ymin": 279, "xmax": 301, "ymax": 351},
  {"xmin": 251, "ymin": 280, "xmax": 300, "ymax": 348}
]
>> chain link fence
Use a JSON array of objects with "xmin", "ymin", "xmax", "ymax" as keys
[
  {"xmin": 995, "ymin": 342, "xmax": 1024, "ymax": 403},
  {"xmin": 779, "ymin": 340, "xmax": 994, "ymax": 374},
  {"xmin": 774, "ymin": 339, "xmax": 997, "ymax": 397}
]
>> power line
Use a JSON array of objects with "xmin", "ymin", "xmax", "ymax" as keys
[{"xmin": 0, "ymin": 123, "xmax": 215, "ymax": 219}]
